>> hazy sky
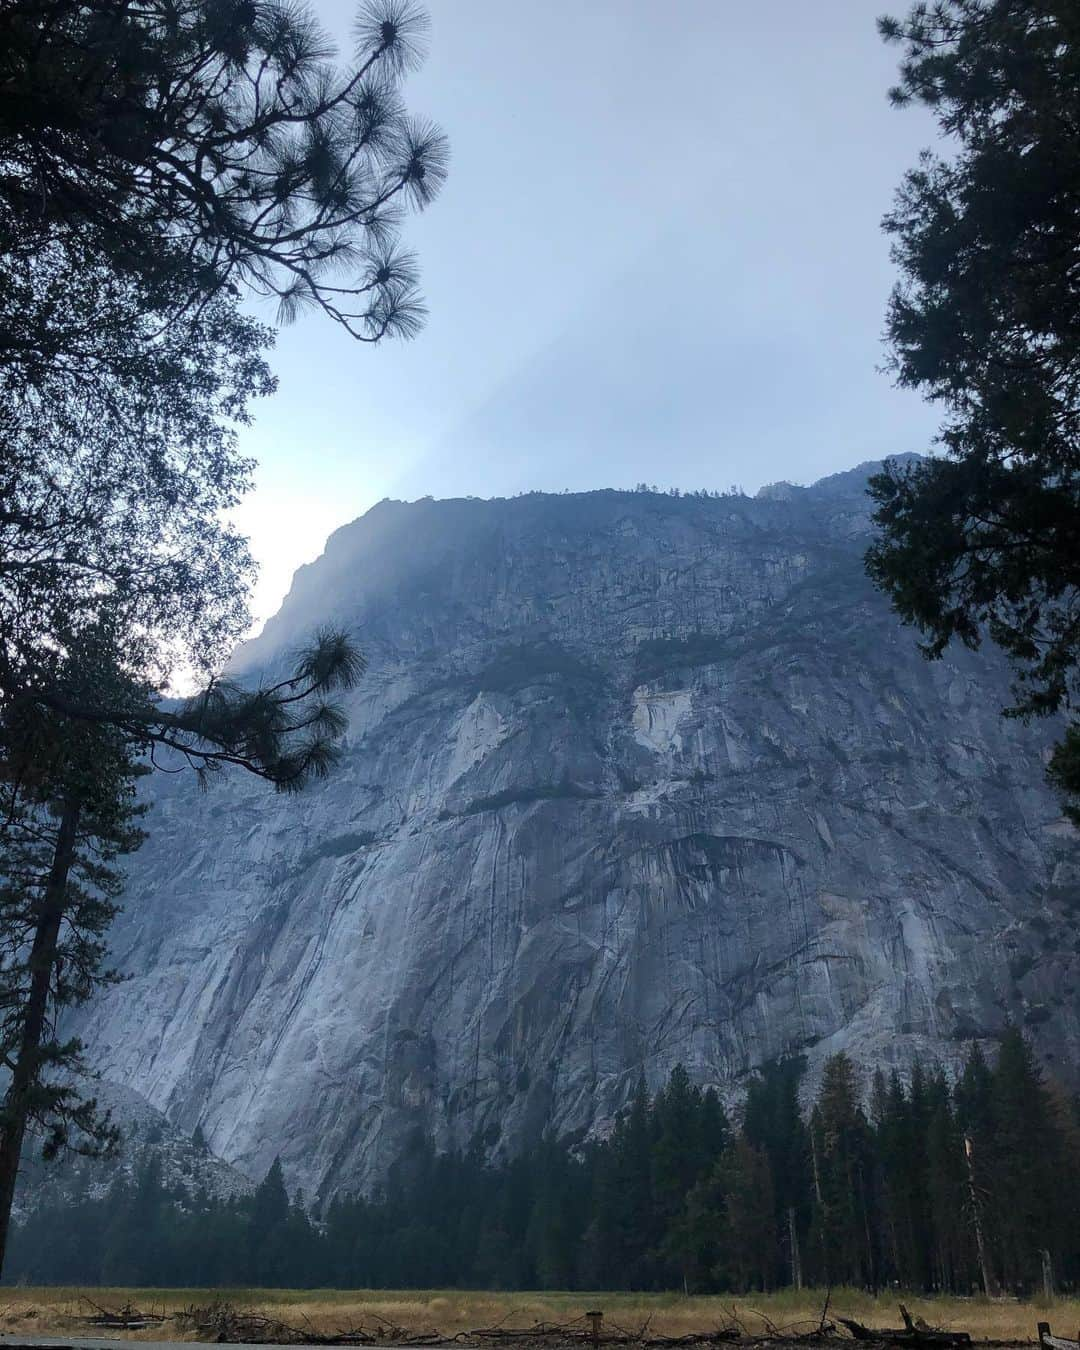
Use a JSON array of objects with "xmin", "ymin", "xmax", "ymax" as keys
[{"xmin": 234, "ymin": 0, "xmax": 945, "ymax": 629}]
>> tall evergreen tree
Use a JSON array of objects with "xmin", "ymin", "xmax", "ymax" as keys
[
  {"xmin": 715, "ymin": 1138, "xmax": 777, "ymax": 1293},
  {"xmin": 525, "ymin": 1142, "xmax": 586, "ymax": 1290},
  {"xmin": 249, "ymin": 1157, "xmax": 291, "ymax": 1285},
  {"xmin": 954, "ymin": 1041, "xmax": 999, "ymax": 1294},
  {"xmin": 809, "ymin": 1054, "xmax": 878, "ymax": 1288},
  {"xmin": 585, "ymin": 1076, "xmax": 656, "ymax": 1288},
  {"xmin": 664, "ymin": 1162, "xmax": 728, "ymax": 1294},
  {"xmin": 924, "ymin": 1065, "xmax": 970, "ymax": 1292},
  {"xmin": 651, "ymin": 1064, "xmax": 709, "ymax": 1228},
  {"xmin": 0, "ymin": 628, "xmax": 145, "ymax": 1270},
  {"xmin": 865, "ymin": 1, "xmax": 1080, "ymax": 815},
  {"xmin": 990, "ymin": 1027, "xmax": 1061, "ymax": 1290},
  {"xmin": 743, "ymin": 1058, "xmax": 811, "ymax": 1288}
]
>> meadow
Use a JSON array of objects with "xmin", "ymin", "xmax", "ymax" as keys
[{"xmin": 0, "ymin": 1287, "xmax": 1073, "ymax": 1344}]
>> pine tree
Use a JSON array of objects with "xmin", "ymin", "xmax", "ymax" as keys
[
  {"xmin": 871, "ymin": 1068, "xmax": 902, "ymax": 1283},
  {"xmin": 924, "ymin": 1065, "xmax": 969, "ymax": 1292},
  {"xmin": 0, "ymin": 630, "xmax": 146, "ymax": 1270},
  {"xmin": 809, "ymin": 1054, "xmax": 877, "ymax": 1288},
  {"xmin": 866, "ymin": 1, "xmax": 1080, "ymax": 816},
  {"xmin": 586, "ymin": 1076, "xmax": 656, "ymax": 1288},
  {"xmin": 874, "ymin": 1066, "xmax": 930, "ymax": 1288},
  {"xmin": 954, "ymin": 1042, "xmax": 999, "ymax": 1295},
  {"xmin": 743, "ymin": 1058, "xmax": 811, "ymax": 1288},
  {"xmin": 524, "ymin": 1142, "xmax": 585, "ymax": 1290},
  {"xmin": 663, "ymin": 1163, "xmax": 727, "ymax": 1294},
  {"xmin": 701, "ymin": 1087, "xmax": 732, "ymax": 1170},
  {"xmin": 991, "ymin": 1028, "xmax": 1060, "ymax": 1291},
  {"xmin": 1042, "ymin": 1077, "xmax": 1080, "ymax": 1290},
  {"xmin": 651, "ymin": 1064, "xmax": 709, "ymax": 1228},
  {"xmin": 249, "ymin": 1157, "xmax": 291, "ymax": 1285},
  {"xmin": 715, "ymin": 1138, "xmax": 777, "ymax": 1292},
  {"xmin": 0, "ymin": 0, "xmax": 447, "ymax": 349}
]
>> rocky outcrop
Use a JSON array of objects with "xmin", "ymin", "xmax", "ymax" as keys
[
  {"xmin": 70, "ymin": 465, "xmax": 1080, "ymax": 1200},
  {"xmin": 15, "ymin": 1080, "xmax": 251, "ymax": 1216}
]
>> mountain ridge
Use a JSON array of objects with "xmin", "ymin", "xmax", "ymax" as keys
[
  {"xmin": 70, "ymin": 459, "xmax": 1079, "ymax": 1199},
  {"xmin": 235, "ymin": 456, "xmax": 914, "ymax": 672}
]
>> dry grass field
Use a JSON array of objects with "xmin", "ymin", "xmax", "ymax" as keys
[{"xmin": 0, "ymin": 1288, "xmax": 1073, "ymax": 1344}]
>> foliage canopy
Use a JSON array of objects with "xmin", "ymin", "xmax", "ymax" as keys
[
  {"xmin": 866, "ymin": 1, "xmax": 1080, "ymax": 817},
  {"xmin": 0, "ymin": 0, "xmax": 448, "ymax": 340}
]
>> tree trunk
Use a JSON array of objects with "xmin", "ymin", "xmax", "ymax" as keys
[
  {"xmin": 0, "ymin": 799, "xmax": 79, "ymax": 1276},
  {"xmin": 963, "ymin": 1134, "xmax": 998, "ymax": 1298},
  {"xmin": 788, "ymin": 1206, "xmax": 803, "ymax": 1291},
  {"xmin": 811, "ymin": 1127, "xmax": 829, "ymax": 1286},
  {"xmin": 858, "ymin": 1162, "xmax": 876, "ymax": 1292},
  {"xmin": 1041, "ymin": 1248, "xmax": 1055, "ymax": 1301}
]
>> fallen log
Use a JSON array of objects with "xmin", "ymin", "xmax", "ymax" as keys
[
  {"xmin": 836, "ymin": 1318, "xmax": 879, "ymax": 1342},
  {"xmin": 1038, "ymin": 1323, "xmax": 1080, "ymax": 1350},
  {"xmin": 78, "ymin": 1297, "xmax": 169, "ymax": 1331},
  {"xmin": 835, "ymin": 1306, "xmax": 970, "ymax": 1348},
  {"xmin": 467, "ymin": 1330, "xmax": 738, "ymax": 1347}
]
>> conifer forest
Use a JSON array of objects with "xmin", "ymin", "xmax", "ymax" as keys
[{"xmin": 12, "ymin": 1032, "xmax": 1080, "ymax": 1296}]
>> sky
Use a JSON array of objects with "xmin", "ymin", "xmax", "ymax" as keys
[{"xmin": 233, "ymin": 0, "xmax": 946, "ymax": 632}]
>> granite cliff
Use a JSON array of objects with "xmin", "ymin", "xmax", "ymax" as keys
[{"xmin": 70, "ymin": 464, "xmax": 1080, "ymax": 1199}]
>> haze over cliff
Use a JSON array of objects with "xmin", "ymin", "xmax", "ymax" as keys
[{"xmin": 70, "ymin": 463, "xmax": 1080, "ymax": 1200}]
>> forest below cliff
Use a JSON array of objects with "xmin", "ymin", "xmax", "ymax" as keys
[{"xmin": 10, "ymin": 1030, "xmax": 1079, "ymax": 1295}]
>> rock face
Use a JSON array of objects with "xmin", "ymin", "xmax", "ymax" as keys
[
  {"xmin": 71, "ymin": 465, "xmax": 1080, "ymax": 1200},
  {"xmin": 15, "ymin": 1080, "xmax": 252, "ymax": 1217}
]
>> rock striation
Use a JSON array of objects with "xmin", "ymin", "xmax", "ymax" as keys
[{"xmin": 70, "ymin": 464, "xmax": 1080, "ymax": 1199}]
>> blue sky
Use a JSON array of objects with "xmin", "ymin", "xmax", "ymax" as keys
[{"xmin": 234, "ymin": 0, "xmax": 944, "ymax": 629}]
